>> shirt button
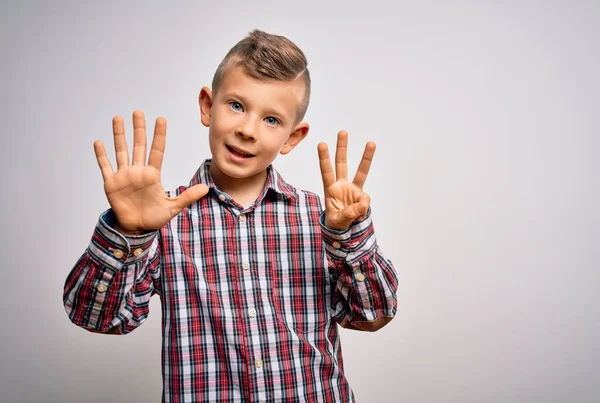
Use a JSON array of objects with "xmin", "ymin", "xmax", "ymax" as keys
[
  {"xmin": 96, "ymin": 284, "xmax": 108, "ymax": 293},
  {"xmin": 355, "ymin": 272, "xmax": 366, "ymax": 282},
  {"xmin": 242, "ymin": 261, "xmax": 250, "ymax": 271},
  {"xmin": 255, "ymin": 359, "xmax": 263, "ymax": 369},
  {"xmin": 113, "ymin": 249, "xmax": 124, "ymax": 259},
  {"xmin": 133, "ymin": 248, "xmax": 143, "ymax": 257},
  {"xmin": 239, "ymin": 214, "xmax": 246, "ymax": 222},
  {"xmin": 248, "ymin": 308, "xmax": 257, "ymax": 318},
  {"xmin": 218, "ymin": 194, "xmax": 226, "ymax": 201},
  {"xmin": 332, "ymin": 241, "xmax": 341, "ymax": 249}
]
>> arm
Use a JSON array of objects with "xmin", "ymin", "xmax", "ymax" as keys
[
  {"xmin": 321, "ymin": 207, "xmax": 398, "ymax": 332},
  {"xmin": 317, "ymin": 130, "xmax": 398, "ymax": 332},
  {"xmin": 63, "ymin": 209, "xmax": 160, "ymax": 334},
  {"xmin": 63, "ymin": 111, "xmax": 208, "ymax": 333}
]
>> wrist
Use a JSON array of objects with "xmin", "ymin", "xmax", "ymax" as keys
[
  {"xmin": 324, "ymin": 219, "xmax": 349, "ymax": 231},
  {"xmin": 114, "ymin": 222, "xmax": 144, "ymax": 236},
  {"xmin": 323, "ymin": 213, "xmax": 351, "ymax": 231}
]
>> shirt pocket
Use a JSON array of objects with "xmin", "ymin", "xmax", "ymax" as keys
[{"xmin": 269, "ymin": 260, "xmax": 329, "ymax": 334}]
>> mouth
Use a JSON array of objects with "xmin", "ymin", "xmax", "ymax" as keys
[{"xmin": 226, "ymin": 144, "xmax": 255, "ymax": 158}]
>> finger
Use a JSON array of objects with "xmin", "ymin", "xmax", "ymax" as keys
[
  {"xmin": 148, "ymin": 117, "xmax": 167, "ymax": 171},
  {"xmin": 353, "ymin": 141, "xmax": 376, "ymax": 189},
  {"xmin": 341, "ymin": 193, "xmax": 371, "ymax": 223},
  {"xmin": 357, "ymin": 193, "xmax": 371, "ymax": 221},
  {"xmin": 340, "ymin": 203, "xmax": 365, "ymax": 223},
  {"xmin": 131, "ymin": 110, "xmax": 147, "ymax": 166},
  {"xmin": 94, "ymin": 140, "xmax": 114, "ymax": 181},
  {"xmin": 171, "ymin": 184, "xmax": 210, "ymax": 216},
  {"xmin": 112, "ymin": 116, "xmax": 129, "ymax": 169},
  {"xmin": 318, "ymin": 142, "xmax": 335, "ymax": 188},
  {"xmin": 335, "ymin": 130, "xmax": 348, "ymax": 180}
]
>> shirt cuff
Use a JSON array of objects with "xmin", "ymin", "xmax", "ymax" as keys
[
  {"xmin": 87, "ymin": 208, "xmax": 158, "ymax": 271},
  {"xmin": 320, "ymin": 207, "xmax": 376, "ymax": 262}
]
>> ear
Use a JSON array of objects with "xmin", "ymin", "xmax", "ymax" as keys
[
  {"xmin": 280, "ymin": 122, "xmax": 310, "ymax": 155},
  {"xmin": 199, "ymin": 86, "xmax": 213, "ymax": 127}
]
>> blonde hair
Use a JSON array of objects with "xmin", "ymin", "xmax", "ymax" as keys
[{"xmin": 212, "ymin": 30, "xmax": 311, "ymax": 122}]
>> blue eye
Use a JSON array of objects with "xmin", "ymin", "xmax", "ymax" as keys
[
  {"xmin": 230, "ymin": 102, "xmax": 243, "ymax": 112},
  {"xmin": 264, "ymin": 117, "xmax": 278, "ymax": 126}
]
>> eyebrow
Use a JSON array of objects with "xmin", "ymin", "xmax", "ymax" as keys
[{"xmin": 224, "ymin": 92, "xmax": 289, "ymax": 120}]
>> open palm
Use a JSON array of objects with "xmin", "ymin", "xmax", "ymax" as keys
[
  {"xmin": 94, "ymin": 111, "xmax": 209, "ymax": 234},
  {"xmin": 318, "ymin": 131, "xmax": 375, "ymax": 230}
]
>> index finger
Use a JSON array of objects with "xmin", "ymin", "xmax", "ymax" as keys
[
  {"xmin": 352, "ymin": 141, "xmax": 376, "ymax": 189},
  {"xmin": 318, "ymin": 142, "xmax": 335, "ymax": 188},
  {"xmin": 147, "ymin": 117, "xmax": 167, "ymax": 171}
]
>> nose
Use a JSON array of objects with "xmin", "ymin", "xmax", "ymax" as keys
[{"xmin": 235, "ymin": 116, "xmax": 259, "ymax": 142}]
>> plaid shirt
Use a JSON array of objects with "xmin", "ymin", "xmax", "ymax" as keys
[{"xmin": 64, "ymin": 160, "xmax": 398, "ymax": 403}]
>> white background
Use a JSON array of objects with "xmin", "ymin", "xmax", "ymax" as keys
[{"xmin": 1, "ymin": 1, "xmax": 598, "ymax": 402}]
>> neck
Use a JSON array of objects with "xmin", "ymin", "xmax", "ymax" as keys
[{"xmin": 209, "ymin": 163, "xmax": 268, "ymax": 208}]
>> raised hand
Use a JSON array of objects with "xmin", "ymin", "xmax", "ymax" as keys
[
  {"xmin": 318, "ymin": 130, "xmax": 375, "ymax": 231},
  {"xmin": 94, "ymin": 111, "xmax": 209, "ymax": 235}
]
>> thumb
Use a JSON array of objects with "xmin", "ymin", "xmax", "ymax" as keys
[
  {"xmin": 340, "ymin": 202, "xmax": 366, "ymax": 223},
  {"xmin": 172, "ymin": 184, "xmax": 210, "ymax": 213},
  {"xmin": 357, "ymin": 193, "xmax": 370, "ymax": 221},
  {"xmin": 340, "ymin": 194, "xmax": 370, "ymax": 223}
]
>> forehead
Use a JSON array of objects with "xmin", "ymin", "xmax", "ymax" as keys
[{"xmin": 217, "ymin": 65, "xmax": 304, "ymax": 117}]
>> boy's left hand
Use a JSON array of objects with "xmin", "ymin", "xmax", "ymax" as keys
[{"xmin": 318, "ymin": 130, "xmax": 375, "ymax": 231}]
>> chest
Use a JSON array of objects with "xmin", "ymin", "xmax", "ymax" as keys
[{"xmin": 158, "ymin": 202, "xmax": 330, "ymax": 334}]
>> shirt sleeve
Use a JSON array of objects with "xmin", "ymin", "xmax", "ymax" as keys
[
  {"xmin": 320, "ymin": 207, "xmax": 398, "ymax": 332},
  {"xmin": 63, "ymin": 208, "xmax": 161, "ymax": 335}
]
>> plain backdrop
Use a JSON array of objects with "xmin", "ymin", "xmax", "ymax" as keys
[{"xmin": 1, "ymin": 1, "xmax": 598, "ymax": 402}]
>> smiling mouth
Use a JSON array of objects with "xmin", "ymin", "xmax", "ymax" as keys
[{"xmin": 226, "ymin": 145, "xmax": 255, "ymax": 158}]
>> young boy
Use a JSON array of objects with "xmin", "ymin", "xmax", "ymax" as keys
[{"xmin": 64, "ymin": 30, "xmax": 398, "ymax": 403}]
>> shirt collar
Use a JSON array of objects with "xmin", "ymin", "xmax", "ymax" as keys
[{"xmin": 189, "ymin": 159, "xmax": 297, "ymax": 200}]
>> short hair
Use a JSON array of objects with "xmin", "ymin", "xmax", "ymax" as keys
[{"xmin": 211, "ymin": 30, "xmax": 311, "ymax": 123}]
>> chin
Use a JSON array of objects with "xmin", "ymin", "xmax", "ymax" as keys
[{"xmin": 213, "ymin": 156, "xmax": 262, "ymax": 179}]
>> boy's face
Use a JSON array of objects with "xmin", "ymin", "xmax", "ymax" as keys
[{"xmin": 199, "ymin": 65, "xmax": 309, "ymax": 182}]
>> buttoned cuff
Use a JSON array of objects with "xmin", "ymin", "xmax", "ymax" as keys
[
  {"xmin": 87, "ymin": 209, "xmax": 158, "ymax": 271},
  {"xmin": 320, "ymin": 207, "xmax": 376, "ymax": 263}
]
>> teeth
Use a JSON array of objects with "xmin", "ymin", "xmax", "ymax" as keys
[{"xmin": 229, "ymin": 145, "xmax": 252, "ymax": 156}]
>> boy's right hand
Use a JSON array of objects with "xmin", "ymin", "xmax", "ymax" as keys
[{"xmin": 94, "ymin": 110, "xmax": 209, "ymax": 235}]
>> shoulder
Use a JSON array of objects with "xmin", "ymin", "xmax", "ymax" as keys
[
  {"xmin": 270, "ymin": 165, "xmax": 323, "ymax": 210},
  {"xmin": 283, "ymin": 182, "xmax": 324, "ymax": 212},
  {"xmin": 166, "ymin": 159, "xmax": 212, "ymax": 199}
]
